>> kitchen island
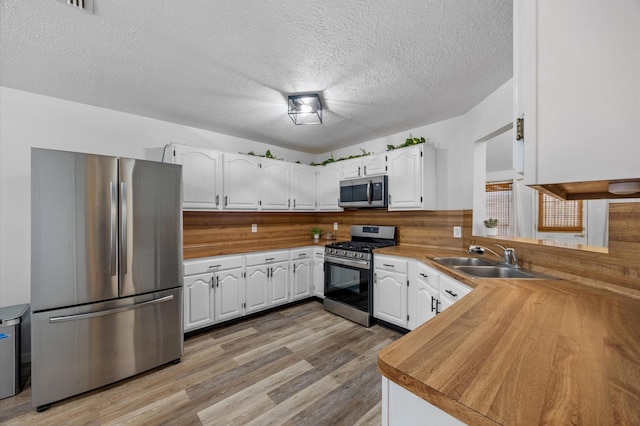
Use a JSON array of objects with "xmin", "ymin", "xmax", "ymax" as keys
[{"xmin": 376, "ymin": 246, "xmax": 640, "ymax": 425}]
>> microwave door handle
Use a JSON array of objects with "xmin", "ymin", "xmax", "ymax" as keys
[{"xmin": 367, "ymin": 180, "xmax": 372, "ymax": 204}]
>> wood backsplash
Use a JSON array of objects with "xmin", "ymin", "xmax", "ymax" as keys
[
  {"xmin": 466, "ymin": 202, "xmax": 640, "ymax": 296},
  {"xmin": 183, "ymin": 210, "xmax": 465, "ymax": 259},
  {"xmin": 184, "ymin": 203, "xmax": 639, "ymax": 295}
]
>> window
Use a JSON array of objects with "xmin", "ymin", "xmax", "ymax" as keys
[
  {"xmin": 485, "ymin": 182, "xmax": 512, "ymax": 236},
  {"xmin": 537, "ymin": 193, "xmax": 583, "ymax": 232}
]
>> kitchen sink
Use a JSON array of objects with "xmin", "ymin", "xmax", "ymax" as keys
[
  {"xmin": 431, "ymin": 257, "xmax": 498, "ymax": 267},
  {"xmin": 454, "ymin": 265, "xmax": 536, "ymax": 279}
]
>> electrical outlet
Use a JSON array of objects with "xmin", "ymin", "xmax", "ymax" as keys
[
  {"xmin": 453, "ymin": 226, "xmax": 462, "ymax": 238},
  {"xmin": 333, "ymin": 222, "xmax": 338, "ymax": 230},
  {"xmin": 251, "ymin": 224, "xmax": 257, "ymax": 233}
]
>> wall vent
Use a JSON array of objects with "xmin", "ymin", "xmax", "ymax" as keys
[{"xmin": 59, "ymin": 0, "xmax": 94, "ymax": 13}]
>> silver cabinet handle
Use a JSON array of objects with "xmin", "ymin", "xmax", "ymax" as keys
[
  {"xmin": 420, "ymin": 273, "xmax": 428, "ymax": 279},
  {"xmin": 120, "ymin": 181, "xmax": 128, "ymax": 275},
  {"xmin": 445, "ymin": 289, "xmax": 458, "ymax": 298},
  {"xmin": 266, "ymin": 257, "xmax": 275, "ymax": 262},
  {"xmin": 364, "ymin": 165, "xmax": 367, "ymax": 175},
  {"xmin": 211, "ymin": 276, "xmax": 214, "ymax": 288},
  {"xmin": 49, "ymin": 295, "xmax": 174, "ymax": 323},
  {"xmin": 288, "ymin": 199, "xmax": 291, "ymax": 208},
  {"xmin": 294, "ymin": 199, "xmax": 296, "ymax": 208},
  {"xmin": 388, "ymin": 194, "xmax": 392, "ymax": 205},
  {"xmin": 358, "ymin": 166, "xmax": 361, "ymax": 176},
  {"xmin": 216, "ymin": 276, "xmax": 219, "ymax": 288},
  {"xmin": 109, "ymin": 181, "xmax": 117, "ymax": 276},
  {"xmin": 431, "ymin": 296, "xmax": 437, "ymax": 312},
  {"xmin": 216, "ymin": 194, "xmax": 220, "ymax": 206},
  {"xmin": 383, "ymin": 264, "xmax": 395, "ymax": 268},
  {"xmin": 225, "ymin": 195, "xmax": 228, "ymax": 206},
  {"xmin": 208, "ymin": 264, "xmax": 222, "ymax": 269}
]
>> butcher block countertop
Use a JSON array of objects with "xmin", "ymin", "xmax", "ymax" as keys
[{"xmin": 375, "ymin": 245, "xmax": 640, "ymax": 425}]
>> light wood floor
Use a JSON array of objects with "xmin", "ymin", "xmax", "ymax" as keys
[{"xmin": 0, "ymin": 301, "xmax": 401, "ymax": 425}]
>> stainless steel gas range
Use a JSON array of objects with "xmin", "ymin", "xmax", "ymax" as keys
[{"xmin": 323, "ymin": 225, "xmax": 396, "ymax": 327}]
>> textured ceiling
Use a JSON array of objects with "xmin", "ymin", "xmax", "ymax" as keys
[{"xmin": 0, "ymin": 0, "xmax": 512, "ymax": 154}]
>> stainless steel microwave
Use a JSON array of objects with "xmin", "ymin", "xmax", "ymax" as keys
[{"xmin": 339, "ymin": 175, "xmax": 388, "ymax": 208}]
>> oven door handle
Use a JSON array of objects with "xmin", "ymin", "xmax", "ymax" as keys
[
  {"xmin": 325, "ymin": 255, "xmax": 370, "ymax": 269},
  {"xmin": 367, "ymin": 180, "xmax": 372, "ymax": 204}
]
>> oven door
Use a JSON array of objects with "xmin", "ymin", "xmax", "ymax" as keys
[{"xmin": 324, "ymin": 255, "xmax": 371, "ymax": 312}]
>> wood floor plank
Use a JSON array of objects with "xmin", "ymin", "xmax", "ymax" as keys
[
  {"xmin": 197, "ymin": 360, "xmax": 313, "ymax": 425},
  {"xmin": 0, "ymin": 301, "xmax": 401, "ymax": 425}
]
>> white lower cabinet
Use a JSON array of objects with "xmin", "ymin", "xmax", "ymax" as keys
[
  {"xmin": 374, "ymin": 255, "xmax": 409, "ymax": 329},
  {"xmin": 245, "ymin": 250, "xmax": 290, "ymax": 314},
  {"xmin": 313, "ymin": 248, "xmax": 325, "ymax": 298},
  {"xmin": 409, "ymin": 262, "xmax": 440, "ymax": 330},
  {"xmin": 291, "ymin": 248, "xmax": 312, "ymax": 301},
  {"xmin": 374, "ymin": 255, "xmax": 472, "ymax": 331},
  {"xmin": 214, "ymin": 265, "xmax": 244, "ymax": 322},
  {"xmin": 183, "ymin": 254, "xmax": 244, "ymax": 332},
  {"xmin": 183, "ymin": 272, "xmax": 215, "ymax": 332},
  {"xmin": 245, "ymin": 265, "xmax": 269, "ymax": 314},
  {"xmin": 438, "ymin": 274, "xmax": 472, "ymax": 312},
  {"xmin": 382, "ymin": 377, "xmax": 464, "ymax": 426}
]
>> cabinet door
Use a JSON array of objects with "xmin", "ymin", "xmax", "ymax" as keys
[
  {"xmin": 172, "ymin": 145, "xmax": 221, "ymax": 210},
  {"xmin": 341, "ymin": 159, "xmax": 362, "ymax": 179},
  {"xmin": 214, "ymin": 267, "xmax": 244, "ymax": 322},
  {"xmin": 362, "ymin": 153, "xmax": 386, "ymax": 176},
  {"xmin": 184, "ymin": 273, "xmax": 214, "ymax": 331},
  {"xmin": 313, "ymin": 254, "xmax": 324, "ymax": 298},
  {"xmin": 270, "ymin": 261, "xmax": 290, "ymax": 306},
  {"xmin": 291, "ymin": 259, "xmax": 311, "ymax": 301},
  {"xmin": 261, "ymin": 159, "xmax": 290, "ymax": 210},
  {"xmin": 411, "ymin": 277, "xmax": 439, "ymax": 330},
  {"xmin": 387, "ymin": 146, "xmax": 423, "ymax": 210},
  {"xmin": 317, "ymin": 163, "xmax": 342, "ymax": 211},
  {"xmin": 223, "ymin": 153, "xmax": 260, "ymax": 209},
  {"xmin": 245, "ymin": 265, "xmax": 269, "ymax": 314},
  {"xmin": 518, "ymin": 0, "xmax": 640, "ymax": 186},
  {"xmin": 374, "ymin": 268, "xmax": 408, "ymax": 328},
  {"xmin": 291, "ymin": 164, "xmax": 315, "ymax": 210}
]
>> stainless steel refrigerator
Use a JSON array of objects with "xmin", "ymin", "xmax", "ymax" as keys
[{"xmin": 30, "ymin": 148, "xmax": 183, "ymax": 411}]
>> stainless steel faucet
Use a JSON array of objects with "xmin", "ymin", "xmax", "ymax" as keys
[{"xmin": 468, "ymin": 244, "xmax": 520, "ymax": 268}]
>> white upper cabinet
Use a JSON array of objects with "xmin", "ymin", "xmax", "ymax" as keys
[
  {"xmin": 223, "ymin": 153, "xmax": 260, "ymax": 210},
  {"xmin": 516, "ymin": 0, "xmax": 640, "ymax": 189},
  {"xmin": 316, "ymin": 163, "xmax": 342, "ymax": 211},
  {"xmin": 386, "ymin": 145, "xmax": 436, "ymax": 210},
  {"xmin": 340, "ymin": 153, "xmax": 387, "ymax": 179},
  {"xmin": 260, "ymin": 158, "xmax": 290, "ymax": 210},
  {"xmin": 291, "ymin": 163, "xmax": 316, "ymax": 210},
  {"xmin": 169, "ymin": 144, "xmax": 222, "ymax": 210}
]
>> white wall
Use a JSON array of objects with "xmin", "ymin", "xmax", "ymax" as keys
[
  {"xmin": 317, "ymin": 79, "xmax": 514, "ymax": 210},
  {"xmin": 0, "ymin": 87, "xmax": 315, "ymax": 306}
]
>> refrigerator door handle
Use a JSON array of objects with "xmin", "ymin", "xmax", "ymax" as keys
[
  {"xmin": 109, "ymin": 181, "xmax": 118, "ymax": 276},
  {"xmin": 120, "ymin": 181, "xmax": 128, "ymax": 275},
  {"xmin": 48, "ymin": 295, "xmax": 174, "ymax": 324}
]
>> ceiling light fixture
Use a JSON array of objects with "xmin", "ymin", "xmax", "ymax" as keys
[
  {"xmin": 288, "ymin": 94, "xmax": 322, "ymax": 125},
  {"xmin": 608, "ymin": 181, "xmax": 640, "ymax": 195}
]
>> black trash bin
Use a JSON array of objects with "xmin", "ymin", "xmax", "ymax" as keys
[{"xmin": 0, "ymin": 304, "xmax": 31, "ymax": 399}]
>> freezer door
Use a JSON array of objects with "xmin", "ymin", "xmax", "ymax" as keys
[
  {"xmin": 31, "ymin": 149, "xmax": 119, "ymax": 311},
  {"xmin": 31, "ymin": 288, "xmax": 183, "ymax": 408},
  {"xmin": 119, "ymin": 158, "xmax": 182, "ymax": 297}
]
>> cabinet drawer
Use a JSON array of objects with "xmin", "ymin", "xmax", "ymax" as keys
[
  {"xmin": 290, "ymin": 248, "xmax": 312, "ymax": 260},
  {"xmin": 184, "ymin": 255, "xmax": 243, "ymax": 276},
  {"xmin": 439, "ymin": 275, "xmax": 472, "ymax": 303},
  {"xmin": 245, "ymin": 250, "xmax": 289, "ymax": 266},
  {"xmin": 375, "ymin": 255, "xmax": 408, "ymax": 273},
  {"xmin": 416, "ymin": 261, "xmax": 439, "ymax": 291}
]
